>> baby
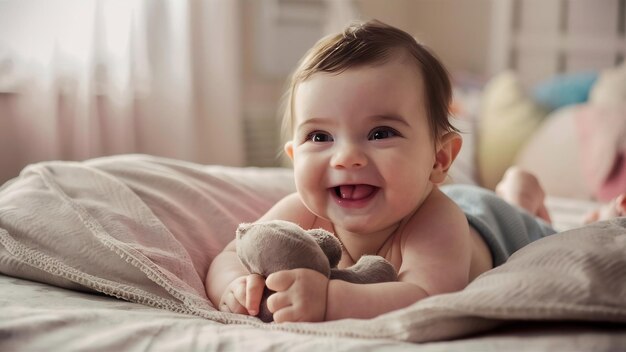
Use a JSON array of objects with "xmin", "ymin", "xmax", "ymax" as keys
[{"xmin": 206, "ymin": 20, "xmax": 625, "ymax": 323}]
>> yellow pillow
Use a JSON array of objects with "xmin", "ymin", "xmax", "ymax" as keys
[
  {"xmin": 477, "ymin": 72, "xmax": 548, "ymax": 189},
  {"xmin": 589, "ymin": 62, "xmax": 626, "ymax": 105}
]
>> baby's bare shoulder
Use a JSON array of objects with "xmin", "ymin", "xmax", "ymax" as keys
[
  {"xmin": 397, "ymin": 188, "xmax": 472, "ymax": 293},
  {"xmin": 257, "ymin": 192, "xmax": 323, "ymax": 230},
  {"xmin": 402, "ymin": 187, "xmax": 468, "ymax": 243}
]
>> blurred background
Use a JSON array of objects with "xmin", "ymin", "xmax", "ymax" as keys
[
  {"xmin": 0, "ymin": 0, "xmax": 494, "ymax": 184},
  {"xmin": 0, "ymin": 0, "xmax": 623, "ymax": 199}
]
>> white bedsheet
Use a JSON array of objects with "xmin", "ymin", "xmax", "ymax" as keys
[
  {"xmin": 2, "ymin": 274, "xmax": 626, "ymax": 351},
  {"xmin": 546, "ymin": 196, "xmax": 600, "ymax": 231}
]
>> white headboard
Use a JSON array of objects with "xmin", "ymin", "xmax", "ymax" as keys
[{"xmin": 489, "ymin": 0, "xmax": 626, "ymax": 87}]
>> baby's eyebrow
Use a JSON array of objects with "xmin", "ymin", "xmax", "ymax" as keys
[
  {"xmin": 296, "ymin": 114, "xmax": 410, "ymax": 132},
  {"xmin": 296, "ymin": 117, "xmax": 334, "ymax": 131},
  {"xmin": 369, "ymin": 114, "xmax": 411, "ymax": 127}
]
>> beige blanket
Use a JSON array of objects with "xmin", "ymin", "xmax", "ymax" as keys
[{"xmin": 0, "ymin": 154, "xmax": 625, "ymax": 342}]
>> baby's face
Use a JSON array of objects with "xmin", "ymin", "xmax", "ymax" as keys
[{"xmin": 284, "ymin": 58, "xmax": 439, "ymax": 235}]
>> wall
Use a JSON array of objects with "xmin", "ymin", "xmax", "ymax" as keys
[
  {"xmin": 358, "ymin": 0, "xmax": 492, "ymax": 77},
  {"xmin": 240, "ymin": 0, "xmax": 293, "ymax": 167}
]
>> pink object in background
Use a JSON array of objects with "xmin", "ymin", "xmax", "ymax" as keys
[
  {"xmin": 576, "ymin": 104, "xmax": 626, "ymax": 201},
  {"xmin": 597, "ymin": 152, "xmax": 626, "ymax": 202}
]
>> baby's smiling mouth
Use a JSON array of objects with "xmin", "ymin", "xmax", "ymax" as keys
[{"xmin": 333, "ymin": 184, "xmax": 378, "ymax": 200}]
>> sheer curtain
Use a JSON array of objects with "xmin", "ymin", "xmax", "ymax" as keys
[{"xmin": 0, "ymin": 0, "xmax": 244, "ymax": 184}]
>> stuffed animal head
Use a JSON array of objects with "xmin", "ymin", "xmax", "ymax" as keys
[
  {"xmin": 236, "ymin": 220, "xmax": 397, "ymax": 322},
  {"xmin": 236, "ymin": 220, "xmax": 335, "ymax": 277}
]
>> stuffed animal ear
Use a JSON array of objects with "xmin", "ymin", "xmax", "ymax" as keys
[
  {"xmin": 306, "ymin": 228, "xmax": 342, "ymax": 269},
  {"xmin": 330, "ymin": 255, "xmax": 397, "ymax": 284}
]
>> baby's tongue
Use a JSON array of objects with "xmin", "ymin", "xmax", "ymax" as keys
[{"xmin": 339, "ymin": 185, "xmax": 375, "ymax": 200}]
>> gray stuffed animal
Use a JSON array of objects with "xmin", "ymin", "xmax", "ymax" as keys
[{"xmin": 236, "ymin": 220, "xmax": 398, "ymax": 322}]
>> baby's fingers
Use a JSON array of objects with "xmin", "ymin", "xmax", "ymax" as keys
[
  {"xmin": 220, "ymin": 291, "xmax": 247, "ymax": 314},
  {"xmin": 272, "ymin": 305, "xmax": 300, "ymax": 323},
  {"xmin": 219, "ymin": 278, "xmax": 247, "ymax": 314},
  {"xmin": 266, "ymin": 271, "xmax": 295, "ymax": 292},
  {"xmin": 266, "ymin": 290, "xmax": 292, "ymax": 314},
  {"xmin": 245, "ymin": 274, "xmax": 265, "ymax": 316}
]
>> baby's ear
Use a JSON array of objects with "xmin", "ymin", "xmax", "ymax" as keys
[
  {"xmin": 430, "ymin": 132, "xmax": 462, "ymax": 184},
  {"xmin": 284, "ymin": 141, "xmax": 294, "ymax": 161}
]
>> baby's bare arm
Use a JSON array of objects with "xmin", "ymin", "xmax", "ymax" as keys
[
  {"xmin": 206, "ymin": 240, "xmax": 263, "ymax": 313},
  {"xmin": 206, "ymin": 241, "xmax": 240, "ymax": 308},
  {"xmin": 325, "ymin": 280, "xmax": 429, "ymax": 320}
]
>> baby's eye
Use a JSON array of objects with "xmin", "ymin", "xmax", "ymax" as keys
[
  {"xmin": 368, "ymin": 127, "xmax": 399, "ymax": 140},
  {"xmin": 307, "ymin": 131, "xmax": 334, "ymax": 143}
]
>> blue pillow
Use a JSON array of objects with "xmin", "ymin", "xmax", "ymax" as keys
[{"xmin": 532, "ymin": 72, "xmax": 598, "ymax": 111}]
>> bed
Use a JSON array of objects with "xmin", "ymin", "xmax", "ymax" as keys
[
  {"xmin": 2, "ymin": 1, "xmax": 626, "ymax": 351},
  {"xmin": 1, "ymin": 154, "xmax": 625, "ymax": 351}
]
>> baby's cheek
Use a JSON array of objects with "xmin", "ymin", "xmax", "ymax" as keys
[
  {"xmin": 295, "ymin": 175, "xmax": 323, "ymax": 200},
  {"xmin": 294, "ymin": 165, "xmax": 316, "ymax": 190}
]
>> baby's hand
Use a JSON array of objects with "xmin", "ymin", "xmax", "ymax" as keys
[
  {"xmin": 265, "ymin": 268, "xmax": 328, "ymax": 323},
  {"xmin": 219, "ymin": 274, "xmax": 265, "ymax": 316}
]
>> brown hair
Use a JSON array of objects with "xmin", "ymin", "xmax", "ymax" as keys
[{"xmin": 280, "ymin": 19, "xmax": 457, "ymax": 146}]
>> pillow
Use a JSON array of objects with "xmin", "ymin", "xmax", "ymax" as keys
[
  {"xmin": 477, "ymin": 71, "xmax": 548, "ymax": 189},
  {"xmin": 575, "ymin": 104, "xmax": 626, "ymax": 201},
  {"xmin": 515, "ymin": 105, "xmax": 593, "ymax": 199},
  {"xmin": 532, "ymin": 71, "xmax": 597, "ymax": 111},
  {"xmin": 516, "ymin": 103, "xmax": 626, "ymax": 201},
  {"xmin": 589, "ymin": 62, "xmax": 626, "ymax": 105}
]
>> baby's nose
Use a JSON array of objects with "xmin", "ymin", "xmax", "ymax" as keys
[{"xmin": 330, "ymin": 142, "xmax": 367, "ymax": 168}]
